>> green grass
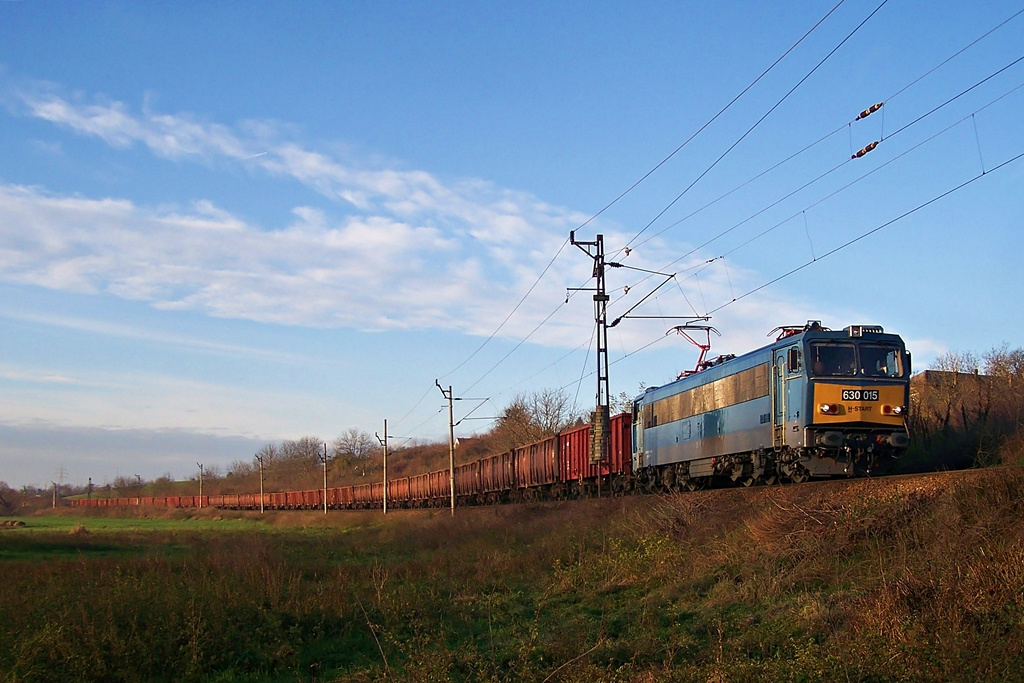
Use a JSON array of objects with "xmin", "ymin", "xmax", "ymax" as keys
[{"xmin": 2, "ymin": 470, "xmax": 1023, "ymax": 682}]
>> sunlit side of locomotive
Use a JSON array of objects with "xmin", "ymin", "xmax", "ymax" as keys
[{"xmin": 632, "ymin": 322, "xmax": 911, "ymax": 489}]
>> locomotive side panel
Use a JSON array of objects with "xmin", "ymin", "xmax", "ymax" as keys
[{"xmin": 635, "ymin": 355, "xmax": 772, "ymax": 469}]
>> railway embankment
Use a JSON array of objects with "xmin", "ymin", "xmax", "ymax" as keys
[{"xmin": 2, "ymin": 466, "xmax": 1022, "ymax": 681}]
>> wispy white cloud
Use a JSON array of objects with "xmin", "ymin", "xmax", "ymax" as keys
[
  {"xmin": 3, "ymin": 82, "xmax": 606, "ymax": 341},
  {"xmin": 12, "ymin": 83, "xmax": 587, "ymax": 237},
  {"xmin": 0, "ymin": 307, "xmax": 308, "ymax": 363},
  {"xmin": 1, "ymin": 80, "xmax": 881, "ymax": 354}
]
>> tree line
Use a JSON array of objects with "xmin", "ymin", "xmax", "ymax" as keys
[{"xmin": 907, "ymin": 344, "xmax": 1024, "ymax": 469}]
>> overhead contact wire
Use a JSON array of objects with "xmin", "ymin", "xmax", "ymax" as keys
[
  {"xmin": 705, "ymin": 150, "xmax": 1024, "ymax": 315},
  {"xmin": 623, "ymin": 0, "xmax": 890, "ymax": 252},
  {"xmin": 627, "ymin": 7, "xmax": 1024, "ymax": 259}
]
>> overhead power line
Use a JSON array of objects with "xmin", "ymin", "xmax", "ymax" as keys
[
  {"xmin": 573, "ymin": 0, "xmax": 850, "ymax": 237},
  {"xmin": 621, "ymin": 0, "xmax": 890, "ymax": 253},
  {"xmin": 705, "ymin": 149, "xmax": 1024, "ymax": 316},
  {"xmin": 618, "ymin": 49, "xmax": 1024, "ymax": 306},
  {"xmin": 439, "ymin": 1, "xmax": 856, "ymax": 397}
]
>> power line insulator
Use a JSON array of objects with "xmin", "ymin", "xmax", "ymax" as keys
[
  {"xmin": 851, "ymin": 140, "xmax": 879, "ymax": 159},
  {"xmin": 855, "ymin": 102, "xmax": 883, "ymax": 120}
]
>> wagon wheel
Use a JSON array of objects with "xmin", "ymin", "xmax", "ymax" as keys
[
  {"xmin": 611, "ymin": 476, "xmax": 628, "ymax": 496},
  {"xmin": 741, "ymin": 475, "xmax": 759, "ymax": 487},
  {"xmin": 762, "ymin": 473, "xmax": 779, "ymax": 486}
]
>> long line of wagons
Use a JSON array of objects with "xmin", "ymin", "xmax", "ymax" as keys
[
  {"xmin": 73, "ymin": 322, "xmax": 913, "ymax": 511},
  {"xmin": 73, "ymin": 415, "xmax": 633, "ymax": 510}
]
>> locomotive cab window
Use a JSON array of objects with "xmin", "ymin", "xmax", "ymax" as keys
[
  {"xmin": 786, "ymin": 347, "xmax": 801, "ymax": 374},
  {"xmin": 809, "ymin": 342, "xmax": 857, "ymax": 377},
  {"xmin": 858, "ymin": 343, "xmax": 904, "ymax": 377}
]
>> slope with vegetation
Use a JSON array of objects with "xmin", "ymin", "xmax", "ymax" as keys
[{"xmin": 2, "ymin": 466, "xmax": 1022, "ymax": 681}]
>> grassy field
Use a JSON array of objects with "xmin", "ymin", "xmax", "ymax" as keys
[{"xmin": 2, "ymin": 468, "xmax": 1023, "ymax": 682}]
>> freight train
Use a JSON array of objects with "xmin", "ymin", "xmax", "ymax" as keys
[{"xmin": 72, "ymin": 322, "xmax": 911, "ymax": 511}]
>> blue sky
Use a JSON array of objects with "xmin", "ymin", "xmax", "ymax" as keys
[{"xmin": 2, "ymin": 1, "xmax": 1022, "ymax": 488}]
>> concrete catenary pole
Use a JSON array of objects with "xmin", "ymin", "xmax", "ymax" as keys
[
  {"xmin": 255, "ymin": 452, "xmax": 265, "ymax": 513},
  {"xmin": 436, "ymin": 381, "xmax": 456, "ymax": 516},
  {"xmin": 321, "ymin": 442, "xmax": 328, "ymax": 514},
  {"xmin": 376, "ymin": 420, "xmax": 389, "ymax": 515}
]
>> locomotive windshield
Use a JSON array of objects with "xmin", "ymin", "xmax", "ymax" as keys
[
  {"xmin": 858, "ymin": 343, "xmax": 904, "ymax": 377},
  {"xmin": 809, "ymin": 342, "xmax": 857, "ymax": 376},
  {"xmin": 809, "ymin": 341, "xmax": 904, "ymax": 378}
]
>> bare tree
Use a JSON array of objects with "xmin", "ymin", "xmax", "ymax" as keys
[
  {"xmin": 276, "ymin": 436, "xmax": 324, "ymax": 488},
  {"xmin": 928, "ymin": 351, "xmax": 983, "ymax": 431},
  {"xmin": 492, "ymin": 388, "xmax": 583, "ymax": 451},
  {"xmin": 228, "ymin": 459, "xmax": 254, "ymax": 478},
  {"xmin": 985, "ymin": 345, "xmax": 1024, "ymax": 422},
  {"xmin": 333, "ymin": 428, "xmax": 376, "ymax": 459},
  {"xmin": 332, "ymin": 428, "xmax": 377, "ymax": 475},
  {"xmin": 112, "ymin": 475, "xmax": 135, "ymax": 497}
]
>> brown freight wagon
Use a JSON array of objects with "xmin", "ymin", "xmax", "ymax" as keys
[
  {"xmin": 514, "ymin": 435, "xmax": 558, "ymax": 499},
  {"xmin": 454, "ymin": 461, "xmax": 480, "ymax": 503},
  {"xmin": 327, "ymin": 486, "xmax": 351, "ymax": 508},
  {"xmin": 370, "ymin": 482, "xmax": 384, "ymax": 508},
  {"xmin": 428, "ymin": 470, "xmax": 449, "ymax": 505},
  {"xmin": 479, "ymin": 451, "xmax": 515, "ymax": 503},
  {"xmin": 351, "ymin": 483, "xmax": 374, "ymax": 508},
  {"xmin": 559, "ymin": 412, "xmax": 634, "ymax": 496},
  {"xmin": 408, "ymin": 472, "xmax": 430, "ymax": 506},
  {"xmin": 388, "ymin": 477, "xmax": 411, "ymax": 508}
]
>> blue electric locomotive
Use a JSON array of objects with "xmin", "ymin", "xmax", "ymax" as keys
[{"xmin": 632, "ymin": 322, "xmax": 911, "ymax": 489}]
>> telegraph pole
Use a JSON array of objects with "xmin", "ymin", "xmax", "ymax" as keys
[
  {"xmin": 376, "ymin": 420, "xmax": 389, "ymax": 515},
  {"xmin": 436, "ymin": 381, "xmax": 456, "ymax": 515},
  {"xmin": 570, "ymin": 231, "xmax": 611, "ymax": 465}
]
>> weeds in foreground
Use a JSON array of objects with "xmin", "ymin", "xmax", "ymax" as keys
[{"xmin": 1, "ymin": 469, "xmax": 1022, "ymax": 681}]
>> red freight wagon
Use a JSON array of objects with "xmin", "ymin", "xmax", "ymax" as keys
[
  {"xmin": 479, "ymin": 451, "xmax": 515, "ymax": 497},
  {"xmin": 388, "ymin": 478, "xmax": 411, "ymax": 508},
  {"xmin": 454, "ymin": 461, "xmax": 480, "ymax": 501},
  {"xmin": 408, "ymin": 473, "xmax": 430, "ymax": 504},
  {"xmin": 428, "ymin": 470, "xmax": 449, "ymax": 501},
  {"xmin": 351, "ymin": 483, "xmax": 374, "ymax": 507},
  {"xmin": 514, "ymin": 435, "xmax": 558, "ymax": 491},
  {"xmin": 327, "ymin": 486, "xmax": 350, "ymax": 508},
  {"xmin": 370, "ymin": 482, "xmax": 384, "ymax": 507},
  {"xmin": 559, "ymin": 412, "xmax": 633, "ymax": 494}
]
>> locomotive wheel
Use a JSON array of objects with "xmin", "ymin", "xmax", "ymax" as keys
[{"xmin": 788, "ymin": 467, "xmax": 809, "ymax": 484}]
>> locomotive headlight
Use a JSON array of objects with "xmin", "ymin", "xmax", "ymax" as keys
[
  {"xmin": 881, "ymin": 405, "xmax": 905, "ymax": 416},
  {"xmin": 819, "ymin": 403, "xmax": 837, "ymax": 414},
  {"xmin": 892, "ymin": 405, "xmax": 905, "ymax": 416}
]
